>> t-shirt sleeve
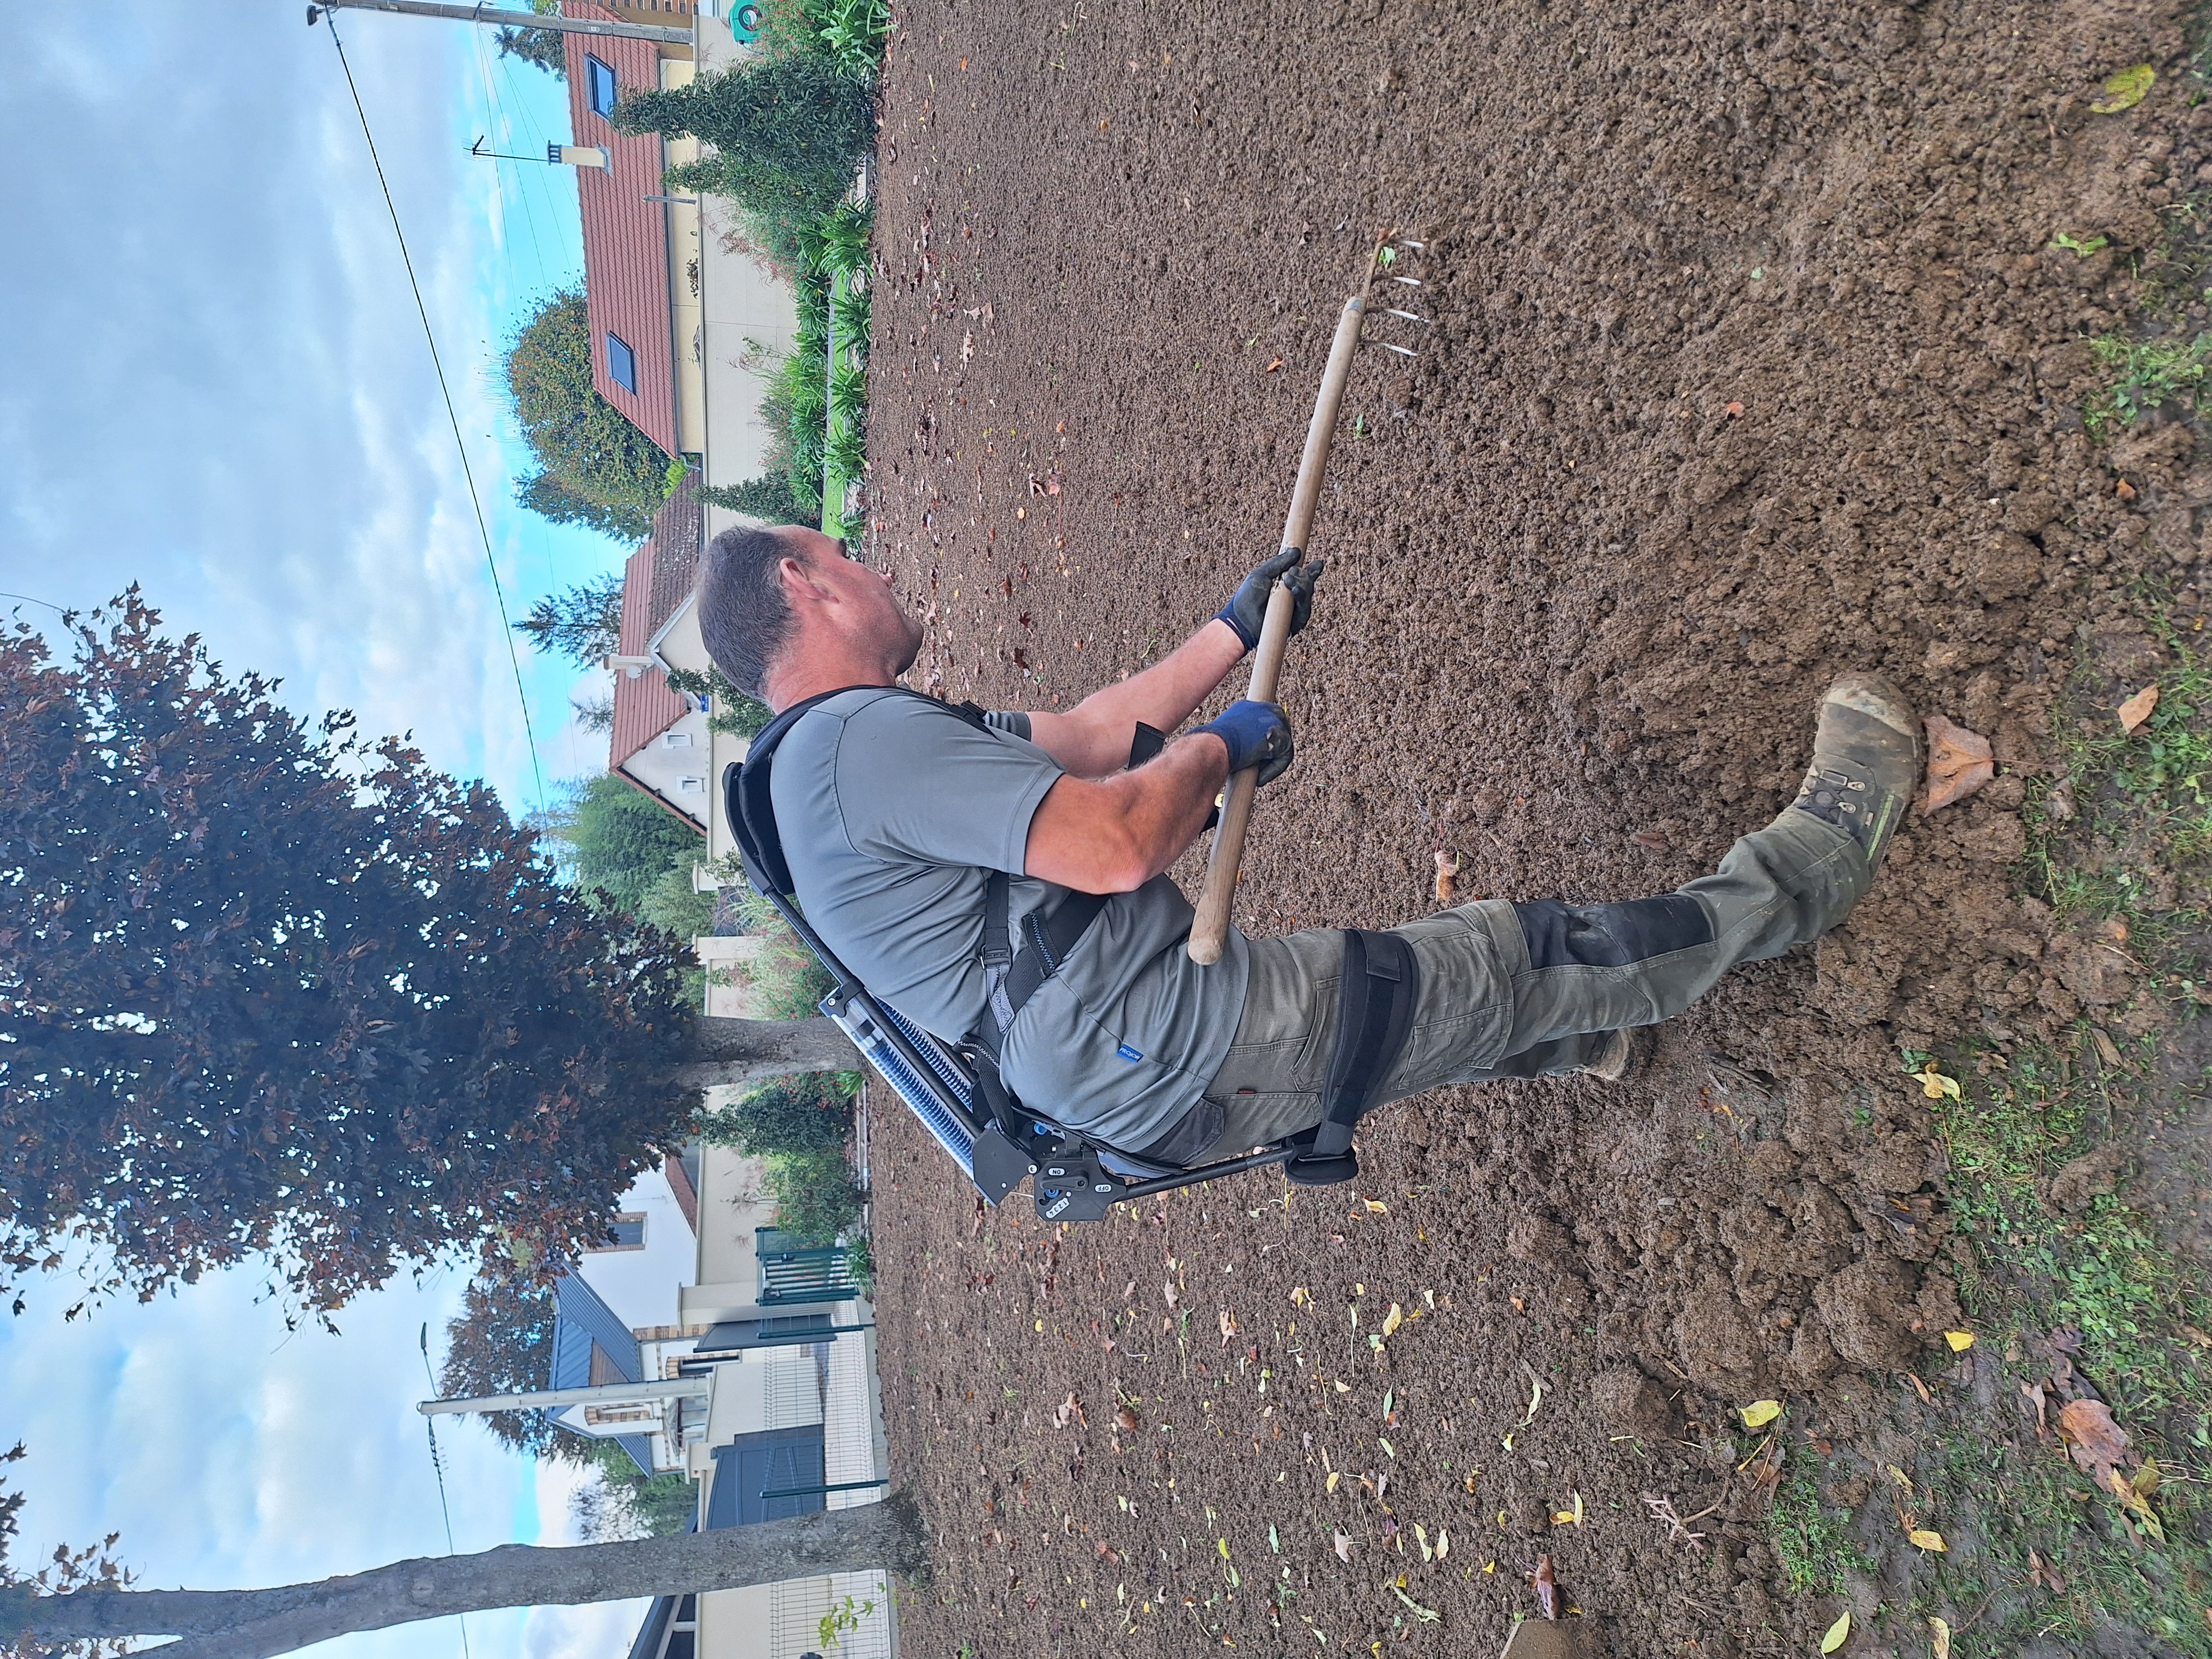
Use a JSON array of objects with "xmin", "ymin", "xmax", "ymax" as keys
[
  {"xmin": 831, "ymin": 696, "xmax": 1063, "ymax": 874},
  {"xmin": 982, "ymin": 710, "xmax": 1032, "ymax": 741}
]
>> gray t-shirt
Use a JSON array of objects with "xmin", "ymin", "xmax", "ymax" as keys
[{"xmin": 771, "ymin": 688, "xmax": 1250, "ymax": 1153}]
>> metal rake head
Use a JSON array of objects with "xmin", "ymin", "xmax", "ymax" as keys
[{"xmin": 1365, "ymin": 236, "xmax": 1432, "ymax": 358}]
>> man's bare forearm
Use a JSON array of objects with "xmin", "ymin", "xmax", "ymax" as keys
[
  {"xmin": 1019, "ymin": 620, "xmax": 1246, "ymax": 778},
  {"xmin": 1024, "ymin": 730, "xmax": 1230, "ymax": 892}
]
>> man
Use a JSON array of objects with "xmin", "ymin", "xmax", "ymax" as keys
[{"xmin": 697, "ymin": 525, "xmax": 1918, "ymax": 1169}]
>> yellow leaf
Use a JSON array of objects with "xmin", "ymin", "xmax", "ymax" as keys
[
  {"xmin": 1944, "ymin": 1331, "xmax": 1976, "ymax": 1352},
  {"xmin": 1821, "ymin": 1610, "xmax": 1851, "ymax": 1654},
  {"xmin": 1911, "ymin": 1068, "xmax": 1963, "ymax": 1102},
  {"xmin": 1326, "ymin": 1471, "xmax": 1341, "ymax": 1493},
  {"xmin": 1290, "ymin": 1287, "xmax": 1308, "ymax": 1305},
  {"xmin": 1381, "ymin": 1303, "xmax": 1404, "ymax": 1339},
  {"xmin": 1739, "ymin": 1399, "xmax": 1784, "ymax": 1429},
  {"xmin": 1886, "ymin": 1464, "xmax": 1915, "ymax": 1491},
  {"xmin": 2119, "ymin": 683, "xmax": 2160, "ymax": 734},
  {"xmin": 1551, "ymin": 1510, "xmax": 1576, "ymax": 1526},
  {"xmin": 1908, "ymin": 1528, "xmax": 1949, "ymax": 1552},
  {"xmin": 2090, "ymin": 62, "xmax": 2155, "ymax": 114},
  {"xmin": 1482, "ymin": 1559, "xmax": 1496, "ymax": 1574},
  {"xmin": 2135, "ymin": 1456, "xmax": 2163, "ymax": 1498},
  {"xmin": 1930, "ymin": 1615, "xmax": 1952, "ymax": 1659},
  {"xmin": 1218, "ymin": 1538, "xmax": 1230, "ymax": 1559}
]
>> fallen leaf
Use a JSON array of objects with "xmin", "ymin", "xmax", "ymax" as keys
[
  {"xmin": 1163, "ymin": 1281, "xmax": 1180, "ymax": 1309},
  {"xmin": 1435, "ymin": 1528, "xmax": 1450, "ymax": 1560},
  {"xmin": 1631, "ymin": 828, "xmax": 1671, "ymax": 850},
  {"xmin": 2021, "ymin": 1379, "xmax": 2049, "ymax": 1437},
  {"xmin": 1908, "ymin": 1528, "xmax": 1949, "ymax": 1552},
  {"xmin": 1516, "ymin": 1366, "xmax": 1546, "ymax": 1428},
  {"xmin": 1332, "ymin": 1530, "xmax": 1354, "ymax": 1563},
  {"xmin": 1326, "ymin": 1470, "xmax": 1341, "ymax": 1493},
  {"xmin": 1725, "ymin": 401, "xmax": 1745, "ymax": 417},
  {"xmin": 1054, "ymin": 1391, "xmax": 1086, "ymax": 1428},
  {"xmin": 1930, "ymin": 1614, "xmax": 1953, "ymax": 1658},
  {"xmin": 1906, "ymin": 1372, "xmax": 1934, "ymax": 1405},
  {"xmin": 1922, "ymin": 713, "xmax": 1995, "ymax": 812},
  {"xmin": 2059, "ymin": 1398, "xmax": 2132, "ymax": 1472},
  {"xmin": 1945, "ymin": 1330, "xmax": 1976, "ymax": 1353},
  {"xmin": 1290, "ymin": 1286, "xmax": 1308, "ymax": 1305},
  {"xmin": 2108, "ymin": 1463, "xmax": 2167, "ymax": 1541},
  {"xmin": 1390, "ymin": 1580, "xmax": 1442, "ymax": 1623},
  {"xmin": 2028, "ymin": 1547, "xmax": 2066, "ymax": 1592},
  {"xmin": 1364, "ymin": 1199, "xmax": 1388, "ymax": 1216},
  {"xmin": 1433, "ymin": 849, "xmax": 1459, "ymax": 904},
  {"xmin": 1820, "ymin": 1609, "xmax": 1851, "ymax": 1654},
  {"xmin": 961, "ymin": 330, "xmax": 975, "ymax": 362},
  {"xmin": 1911, "ymin": 1066, "xmax": 1963, "ymax": 1103},
  {"xmin": 1532, "ymin": 1554, "xmax": 1560, "ymax": 1620},
  {"xmin": 1381, "ymin": 1303, "xmax": 1404, "ymax": 1339},
  {"xmin": 2119, "ymin": 683, "xmax": 2160, "ymax": 734},
  {"xmin": 1219, "ymin": 1308, "xmax": 1238, "ymax": 1346},
  {"xmin": 1264, "ymin": 357, "xmax": 1283, "ymax": 374},
  {"xmin": 2115, "ymin": 476, "xmax": 2139, "ymax": 501},
  {"xmin": 2090, "ymin": 62, "xmax": 2156, "ymax": 114},
  {"xmin": 1739, "ymin": 1399, "xmax": 1784, "ymax": 1429},
  {"xmin": 1116, "ymin": 1405, "xmax": 1140, "ymax": 1433}
]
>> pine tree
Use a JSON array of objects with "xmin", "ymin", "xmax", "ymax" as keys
[{"xmin": 514, "ymin": 573, "xmax": 625, "ymax": 671}]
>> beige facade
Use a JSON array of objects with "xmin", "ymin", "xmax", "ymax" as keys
[{"xmin": 657, "ymin": 54, "xmax": 710, "ymax": 456}]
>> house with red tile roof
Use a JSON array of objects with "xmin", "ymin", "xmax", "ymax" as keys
[
  {"xmin": 608, "ymin": 473, "xmax": 711, "ymax": 830},
  {"xmin": 558, "ymin": 3, "xmax": 706, "ymax": 462}
]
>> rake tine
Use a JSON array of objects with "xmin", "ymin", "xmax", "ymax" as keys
[
  {"xmin": 1378, "ymin": 342, "xmax": 1420, "ymax": 357},
  {"xmin": 1382, "ymin": 308, "xmax": 1431, "ymax": 325},
  {"xmin": 1390, "ymin": 275, "xmax": 1424, "ymax": 287}
]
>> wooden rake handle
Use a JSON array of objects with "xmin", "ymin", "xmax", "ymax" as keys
[{"xmin": 1187, "ymin": 288, "xmax": 1371, "ymax": 964}]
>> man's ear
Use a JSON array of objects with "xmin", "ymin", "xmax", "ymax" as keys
[{"xmin": 779, "ymin": 553, "xmax": 829, "ymax": 607}]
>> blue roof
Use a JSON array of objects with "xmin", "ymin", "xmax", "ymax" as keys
[
  {"xmin": 549, "ymin": 1271, "xmax": 642, "ymax": 1388},
  {"xmin": 546, "ymin": 1271, "xmax": 653, "ymax": 1475}
]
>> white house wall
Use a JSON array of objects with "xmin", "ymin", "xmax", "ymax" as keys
[{"xmin": 576, "ymin": 1168, "xmax": 697, "ymax": 1332}]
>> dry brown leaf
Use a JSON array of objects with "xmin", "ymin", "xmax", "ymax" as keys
[
  {"xmin": 1218, "ymin": 1308, "xmax": 1238, "ymax": 1346},
  {"xmin": 1264, "ymin": 357, "xmax": 1283, "ymax": 374},
  {"xmin": 1631, "ymin": 828, "xmax": 1670, "ymax": 850},
  {"xmin": 1116, "ymin": 1405, "xmax": 1140, "ymax": 1433},
  {"xmin": 1532, "ymin": 1554, "xmax": 1560, "ymax": 1620},
  {"xmin": 1433, "ymin": 849, "xmax": 1459, "ymax": 905},
  {"xmin": 2022, "ymin": 1379, "xmax": 2049, "ymax": 1438},
  {"xmin": 1922, "ymin": 713, "xmax": 1995, "ymax": 813},
  {"xmin": 2028, "ymin": 1547, "xmax": 2066, "ymax": 1592},
  {"xmin": 1724, "ymin": 400, "xmax": 1745, "ymax": 417},
  {"xmin": 2119, "ymin": 683, "xmax": 2160, "ymax": 734},
  {"xmin": 2059, "ymin": 1397, "xmax": 2131, "ymax": 1472},
  {"xmin": 1054, "ymin": 1391, "xmax": 1086, "ymax": 1429},
  {"xmin": 2116, "ymin": 475, "xmax": 2139, "ymax": 500},
  {"xmin": 1906, "ymin": 1372, "xmax": 1934, "ymax": 1405},
  {"xmin": 1163, "ymin": 1281, "xmax": 1180, "ymax": 1310}
]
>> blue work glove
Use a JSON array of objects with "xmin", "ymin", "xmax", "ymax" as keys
[
  {"xmin": 1194, "ymin": 699, "xmax": 1295, "ymax": 786},
  {"xmin": 1213, "ymin": 548, "xmax": 1325, "ymax": 652}
]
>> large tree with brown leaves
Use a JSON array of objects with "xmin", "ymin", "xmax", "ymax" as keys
[{"xmin": 0, "ymin": 595, "xmax": 708, "ymax": 1312}]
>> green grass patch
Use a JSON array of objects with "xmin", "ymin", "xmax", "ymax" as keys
[
  {"xmin": 2085, "ymin": 331, "xmax": 2212, "ymax": 436},
  {"xmin": 1769, "ymin": 1466, "xmax": 1875, "ymax": 1596}
]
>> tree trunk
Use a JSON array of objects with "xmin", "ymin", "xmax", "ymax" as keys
[
  {"xmin": 8, "ymin": 1496, "xmax": 927, "ymax": 1659},
  {"xmin": 677, "ymin": 1013, "xmax": 859, "ymax": 1090}
]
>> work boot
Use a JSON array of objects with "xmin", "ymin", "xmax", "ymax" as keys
[
  {"xmin": 1791, "ymin": 673, "xmax": 1919, "ymax": 874},
  {"xmin": 1579, "ymin": 1026, "xmax": 1655, "ymax": 1083}
]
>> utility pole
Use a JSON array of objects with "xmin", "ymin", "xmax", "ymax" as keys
[
  {"xmin": 307, "ymin": 0, "xmax": 691, "ymax": 44},
  {"xmin": 419, "ymin": 1376, "xmax": 710, "ymax": 1415}
]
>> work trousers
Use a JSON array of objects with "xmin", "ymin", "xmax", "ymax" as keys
[{"xmin": 1188, "ymin": 805, "xmax": 1869, "ymax": 1163}]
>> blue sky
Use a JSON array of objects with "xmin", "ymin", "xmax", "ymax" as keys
[{"xmin": 0, "ymin": 7, "xmax": 648, "ymax": 1655}]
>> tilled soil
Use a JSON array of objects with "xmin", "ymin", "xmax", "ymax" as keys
[{"xmin": 854, "ymin": 0, "xmax": 2212, "ymax": 1651}]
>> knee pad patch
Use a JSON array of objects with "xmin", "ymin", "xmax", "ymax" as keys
[{"xmin": 1513, "ymin": 895, "xmax": 1712, "ymax": 969}]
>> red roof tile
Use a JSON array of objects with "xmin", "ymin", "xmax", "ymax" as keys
[
  {"xmin": 607, "ymin": 474, "xmax": 704, "ymax": 771},
  {"xmin": 565, "ymin": 4, "xmax": 681, "ymax": 459}
]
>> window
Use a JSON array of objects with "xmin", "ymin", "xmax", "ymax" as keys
[
  {"xmin": 592, "ymin": 1212, "xmax": 646, "ymax": 1251},
  {"xmin": 660, "ymin": 731, "xmax": 693, "ymax": 748},
  {"xmin": 606, "ymin": 331, "xmax": 638, "ymax": 393},
  {"xmin": 585, "ymin": 55, "xmax": 618, "ymax": 118}
]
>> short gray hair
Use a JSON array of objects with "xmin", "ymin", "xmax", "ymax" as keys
[{"xmin": 697, "ymin": 524, "xmax": 799, "ymax": 697}]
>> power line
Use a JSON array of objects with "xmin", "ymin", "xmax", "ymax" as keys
[
  {"xmin": 418, "ymin": 1322, "xmax": 474, "ymax": 1659},
  {"xmin": 321, "ymin": 12, "xmax": 548, "ymax": 812}
]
